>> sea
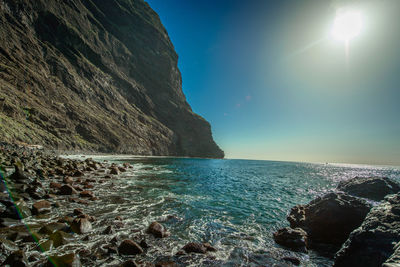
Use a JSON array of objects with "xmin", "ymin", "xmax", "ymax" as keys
[{"xmin": 64, "ymin": 156, "xmax": 400, "ymax": 266}]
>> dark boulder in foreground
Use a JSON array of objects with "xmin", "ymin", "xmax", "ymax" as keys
[
  {"xmin": 273, "ymin": 227, "xmax": 308, "ymax": 253},
  {"xmin": 288, "ymin": 192, "xmax": 371, "ymax": 248},
  {"xmin": 337, "ymin": 177, "xmax": 400, "ymax": 201},
  {"xmin": 334, "ymin": 193, "xmax": 400, "ymax": 267}
]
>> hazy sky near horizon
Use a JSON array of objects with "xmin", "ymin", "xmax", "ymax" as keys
[{"xmin": 147, "ymin": 0, "xmax": 400, "ymax": 165}]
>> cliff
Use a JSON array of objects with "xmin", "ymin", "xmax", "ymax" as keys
[{"xmin": 0, "ymin": 0, "xmax": 224, "ymax": 158}]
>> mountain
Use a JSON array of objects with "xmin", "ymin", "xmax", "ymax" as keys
[{"xmin": 0, "ymin": 0, "xmax": 224, "ymax": 158}]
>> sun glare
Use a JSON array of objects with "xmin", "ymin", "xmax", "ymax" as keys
[{"xmin": 332, "ymin": 10, "xmax": 363, "ymax": 42}]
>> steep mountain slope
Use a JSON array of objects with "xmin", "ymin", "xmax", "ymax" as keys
[{"xmin": 0, "ymin": 0, "xmax": 224, "ymax": 158}]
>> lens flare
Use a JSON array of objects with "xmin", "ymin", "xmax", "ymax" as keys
[{"xmin": 332, "ymin": 10, "xmax": 363, "ymax": 42}]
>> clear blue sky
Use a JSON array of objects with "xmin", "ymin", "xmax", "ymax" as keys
[{"xmin": 147, "ymin": 0, "xmax": 400, "ymax": 165}]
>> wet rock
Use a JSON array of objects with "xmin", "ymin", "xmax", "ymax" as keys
[
  {"xmin": 337, "ymin": 177, "xmax": 400, "ymax": 201},
  {"xmin": 140, "ymin": 239, "xmax": 149, "ymax": 249},
  {"xmin": 25, "ymin": 186, "xmax": 46, "ymax": 199},
  {"xmin": 147, "ymin": 221, "xmax": 169, "ymax": 238},
  {"xmin": 203, "ymin": 242, "xmax": 217, "ymax": 252},
  {"xmin": 77, "ymin": 213, "xmax": 95, "ymax": 222},
  {"xmin": 73, "ymin": 208, "xmax": 84, "ymax": 216},
  {"xmin": 182, "ymin": 242, "xmax": 207, "ymax": 254},
  {"xmin": 288, "ymin": 192, "xmax": 371, "ymax": 248},
  {"xmin": 32, "ymin": 200, "xmax": 51, "ymax": 215},
  {"xmin": 79, "ymin": 190, "xmax": 94, "ymax": 198},
  {"xmin": 21, "ymin": 232, "xmax": 41, "ymax": 243},
  {"xmin": 273, "ymin": 227, "xmax": 308, "ymax": 252},
  {"xmin": 110, "ymin": 167, "xmax": 119, "ymax": 175},
  {"xmin": 3, "ymin": 250, "xmax": 28, "ymax": 266},
  {"xmin": 175, "ymin": 250, "xmax": 185, "ymax": 256},
  {"xmin": 334, "ymin": 193, "xmax": 400, "ymax": 267},
  {"xmin": 50, "ymin": 182, "xmax": 62, "ymax": 189},
  {"xmin": 282, "ymin": 256, "xmax": 301, "ymax": 265},
  {"xmin": 71, "ymin": 218, "xmax": 92, "ymax": 234},
  {"xmin": 118, "ymin": 240, "xmax": 143, "ymax": 255},
  {"xmin": 9, "ymin": 162, "xmax": 33, "ymax": 182},
  {"xmin": 102, "ymin": 225, "xmax": 114, "ymax": 235},
  {"xmin": 46, "ymin": 253, "xmax": 81, "ymax": 267},
  {"xmin": 58, "ymin": 184, "xmax": 78, "ymax": 195},
  {"xmin": 103, "ymin": 244, "xmax": 118, "ymax": 254},
  {"xmin": 118, "ymin": 167, "xmax": 127, "ymax": 172},
  {"xmin": 38, "ymin": 239, "xmax": 53, "ymax": 252},
  {"xmin": 120, "ymin": 260, "xmax": 139, "ymax": 267},
  {"xmin": 73, "ymin": 170, "xmax": 84, "ymax": 177},
  {"xmin": 49, "ymin": 231, "xmax": 74, "ymax": 247},
  {"xmin": 63, "ymin": 176, "xmax": 74, "ymax": 184}
]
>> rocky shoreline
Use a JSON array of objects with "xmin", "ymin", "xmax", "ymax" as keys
[
  {"xmin": 1, "ymin": 142, "xmax": 399, "ymax": 267},
  {"xmin": 0, "ymin": 143, "xmax": 218, "ymax": 266},
  {"xmin": 273, "ymin": 176, "xmax": 400, "ymax": 266}
]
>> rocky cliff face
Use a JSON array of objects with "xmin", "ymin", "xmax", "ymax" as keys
[{"xmin": 0, "ymin": 0, "xmax": 224, "ymax": 158}]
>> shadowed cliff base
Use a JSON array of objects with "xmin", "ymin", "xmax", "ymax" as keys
[{"xmin": 0, "ymin": 0, "xmax": 223, "ymax": 158}]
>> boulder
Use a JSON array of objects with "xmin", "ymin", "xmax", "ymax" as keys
[
  {"xmin": 110, "ymin": 167, "xmax": 119, "ymax": 175},
  {"xmin": 50, "ymin": 182, "xmax": 62, "ymax": 189},
  {"xmin": 32, "ymin": 200, "xmax": 51, "ymax": 215},
  {"xmin": 203, "ymin": 242, "xmax": 217, "ymax": 252},
  {"xmin": 273, "ymin": 227, "xmax": 307, "ymax": 252},
  {"xmin": 58, "ymin": 184, "xmax": 77, "ymax": 195},
  {"xmin": 49, "ymin": 231, "xmax": 74, "ymax": 247},
  {"xmin": 38, "ymin": 240, "xmax": 54, "ymax": 252},
  {"xmin": 79, "ymin": 190, "xmax": 94, "ymax": 198},
  {"xmin": 118, "ymin": 240, "xmax": 143, "ymax": 255},
  {"xmin": 102, "ymin": 225, "xmax": 114, "ymax": 235},
  {"xmin": 334, "ymin": 193, "xmax": 400, "ymax": 267},
  {"xmin": 337, "ymin": 177, "xmax": 400, "ymax": 201},
  {"xmin": 70, "ymin": 218, "xmax": 92, "ymax": 234},
  {"xmin": 182, "ymin": 242, "xmax": 207, "ymax": 254},
  {"xmin": 9, "ymin": 162, "xmax": 33, "ymax": 182},
  {"xmin": 147, "ymin": 221, "xmax": 169, "ymax": 238},
  {"xmin": 288, "ymin": 192, "xmax": 371, "ymax": 247}
]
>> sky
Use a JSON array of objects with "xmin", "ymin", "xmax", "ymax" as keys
[{"xmin": 146, "ymin": 0, "xmax": 400, "ymax": 165}]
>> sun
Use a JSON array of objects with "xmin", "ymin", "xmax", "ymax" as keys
[{"xmin": 332, "ymin": 10, "xmax": 363, "ymax": 42}]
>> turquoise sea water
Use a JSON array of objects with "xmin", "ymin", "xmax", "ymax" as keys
[{"xmin": 74, "ymin": 156, "xmax": 400, "ymax": 266}]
